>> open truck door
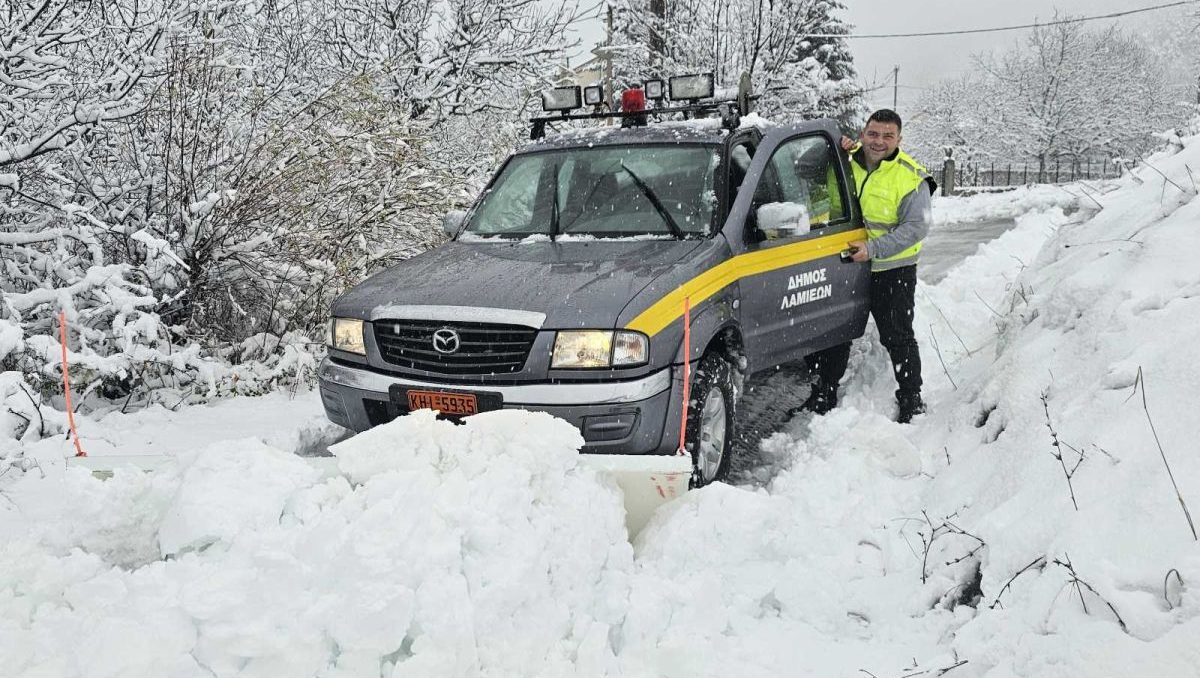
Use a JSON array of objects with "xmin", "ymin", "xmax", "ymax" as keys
[{"xmin": 723, "ymin": 120, "xmax": 871, "ymax": 374}]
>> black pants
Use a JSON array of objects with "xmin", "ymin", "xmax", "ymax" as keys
[{"xmin": 808, "ymin": 265, "xmax": 923, "ymax": 397}]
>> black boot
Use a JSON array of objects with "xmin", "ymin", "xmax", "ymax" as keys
[
  {"xmin": 788, "ymin": 383, "xmax": 838, "ymax": 417},
  {"xmin": 896, "ymin": 391, "xmax": 926, "ymax": 424}
]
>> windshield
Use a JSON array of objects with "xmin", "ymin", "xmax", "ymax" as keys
[{"xmin": 464, "ymin": 144, "xmax": 719, "ymax": 239}]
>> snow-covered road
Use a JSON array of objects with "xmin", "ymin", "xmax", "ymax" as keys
[{"xmin": 920, "ymin": 217, "xmax": 1017, "ymax": 284}]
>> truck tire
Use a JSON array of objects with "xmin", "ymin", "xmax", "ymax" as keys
[{"xmin": 686, "ymin": 352, "xmax": 736, "ymax": 487}]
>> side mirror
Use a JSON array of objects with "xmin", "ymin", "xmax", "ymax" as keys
[
  {"xmin": 442, "ymin": 210, "xmax": 467, "ymax": 238},
  {"xmin": 755, "ymin": 202, "xmax": 810, "ymax": 240}
]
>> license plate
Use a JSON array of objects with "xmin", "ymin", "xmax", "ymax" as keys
[{"xmin": 407, "ymin": 390, "xmax": 478, "ymax": 415}]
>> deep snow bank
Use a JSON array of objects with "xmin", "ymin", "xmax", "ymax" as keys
[
  {"xmin": 611, "ymin": 135, "xmax": 1200, "ymax": 676},
  {"xmin": 909, "ymin": 134, "xmax": 1200, "ymax": 675},
  {"xmin": 0, "ymin": 411, "xmax": 633, "ymax": 677}
]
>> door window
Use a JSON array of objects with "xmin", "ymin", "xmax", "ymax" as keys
[{"xmin": 751, "ymin": 136, "xmax": 848, "ymax": 241}]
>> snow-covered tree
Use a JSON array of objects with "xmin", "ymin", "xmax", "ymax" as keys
[
  {"xmin": 0, "ymin": 1, "xmax": 173, "ymax": 170},
  {"xmin": 903, "ymin": 73, "xmax": 995, "ymax": 166},
  {"xmin": 1, "ymin": 0, "xmax": 581, "ymax": 414},
  {"xmin": 609, "ymin": 0, "xmax": 862, "ymax": 125},
  {"xmin": 1, "ymin": 1, "xmax": 186, "ymax": 402},
  {"xmin": 906, "ymin": 19, "xmax": 1183, "ymax": 170},
  {"xmin": 1148, "ymin": 11, "xmax": 1200, "ymax": 118}
]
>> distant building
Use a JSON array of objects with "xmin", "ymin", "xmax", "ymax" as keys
[{"xmin": 555, "ymin": 55, "xmax": 605, "ymax": 87}]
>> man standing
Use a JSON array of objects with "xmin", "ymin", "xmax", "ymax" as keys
[{"xmin": 793, "ymin": 109, "xmax": 934, "ymax": 423}]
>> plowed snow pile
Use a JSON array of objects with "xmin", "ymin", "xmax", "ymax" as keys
[
  {"xmin": 1, "ymin": 412, "xmax": 633, "ymax": 677},
  {"xmin": 2, "ymin": 128, "xmax": 1199, "ymax": 677}
]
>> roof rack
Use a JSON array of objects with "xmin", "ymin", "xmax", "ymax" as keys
[
  {"xmin": 528, "ymin": 100, "xmax": 747, "ymax": 140},
  {"xmin": 529, "ymin": 72, "xmax": 758, "ymax": 141}
]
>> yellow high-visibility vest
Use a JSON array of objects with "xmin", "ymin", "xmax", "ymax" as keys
[{"xmin": 850, "ymin": 149, "xmax": 930, "ymax": 267}]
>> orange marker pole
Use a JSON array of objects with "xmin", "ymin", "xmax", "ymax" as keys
[
  {"xmin": 58, "ymin": 311, "xmax": 86, "ymax": 457},
  {"xmin": 677, "ymin": 296, "xmax": 691, "ymax": 455}
]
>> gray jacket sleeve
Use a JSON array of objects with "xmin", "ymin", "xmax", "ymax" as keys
[{"xmin": 865, "ymin": 181, "xmax": 932, "ymax": 260}]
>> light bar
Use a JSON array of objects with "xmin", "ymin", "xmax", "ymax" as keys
[
  {"xmin": 583, "ymin": 85, "xmax": 604, "ymax": 107},
  {"xmin": 542, "ymin": 86, "xmax": 582, "ymax": 113},
  {"xmin": 644, "ymin": 79, "xmax": 665, "ymax": 100},
  {"xmin": 668, "ymin": 73, "xmax": 714, "ymax": 101}
]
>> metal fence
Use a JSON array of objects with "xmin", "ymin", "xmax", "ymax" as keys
[{"xmin": 921, "ymin": 158, "xmax": 1122, "ymax": 194}]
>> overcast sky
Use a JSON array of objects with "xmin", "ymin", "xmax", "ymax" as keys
[
  {"xmin": 844, "ymin": 0, "xmax": 1162, "ymax": 112},
  {"xmin": 568, "ymin": 0, "xmax": 1170, "ymax": 112}
]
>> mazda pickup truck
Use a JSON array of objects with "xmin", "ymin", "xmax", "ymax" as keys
[{"xmin": 318, "ymin": 78, "xmax": 870, "ymax": 486}]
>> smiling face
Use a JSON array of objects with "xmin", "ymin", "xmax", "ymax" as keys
[{"xmin": 860, "ymin": 120, "xmax": 901, "ymax": 166}]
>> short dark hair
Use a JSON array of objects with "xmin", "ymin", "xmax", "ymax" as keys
[{"xmin": 866, "ymin": 109, "xmax": 903, "ymax": 133}]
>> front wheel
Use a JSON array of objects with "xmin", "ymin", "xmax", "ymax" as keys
[{"xmin": 686, "ymin": 353, "xmax": 736, "ymax": 487}]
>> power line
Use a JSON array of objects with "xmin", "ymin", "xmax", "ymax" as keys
[
  {"xmin": 805, "ymin": 0, "xmax": 1199, "ymax": 39},
  {"xmin": 858, "ymin": 82, "xmax": 928, "ymax": 95}
]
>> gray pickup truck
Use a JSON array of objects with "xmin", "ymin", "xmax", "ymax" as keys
[{"xmin": 319, "ymin": 82, "xmax": 870, "ymax": 486}]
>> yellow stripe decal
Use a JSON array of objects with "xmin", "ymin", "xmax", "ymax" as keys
[{"xmin": 626, "ymin": 228, "xmax": 867, "ymax": 337}]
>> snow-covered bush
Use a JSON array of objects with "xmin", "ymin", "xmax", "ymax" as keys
[{"xmin": 1, "ymin": 0, "xmax": 578, "ymax": 422}]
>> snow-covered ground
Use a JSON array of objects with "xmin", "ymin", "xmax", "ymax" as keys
[{"xmin": 3, "ymin": 136, "xmax": 1199, "ymax": 677}]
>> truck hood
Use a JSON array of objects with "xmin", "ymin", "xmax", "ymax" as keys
[{"xmin": 332, "ymin": 239, "xmax": 706, "ymax": 329}]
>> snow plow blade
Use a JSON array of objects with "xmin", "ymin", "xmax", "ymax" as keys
[
  {"xmin": 67, "ymin": 452, "xmax": 691, "ymax": 539},
  {"xmin": 577, "ymin": 454, "xmax": 692, "ymax": 537}
]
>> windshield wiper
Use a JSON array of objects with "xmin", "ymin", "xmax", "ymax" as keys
[
  {"xmin": 549, "ymin": 161, "xmax": 561, "ymax": 241},
  {"xmin": 619, "ymin": 162, "xmax": 684, "ymax": 239}
]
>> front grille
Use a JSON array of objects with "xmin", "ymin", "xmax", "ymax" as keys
[{"xmin": 373, "ymin": 320, "xmax": 537, "ymax": 376}]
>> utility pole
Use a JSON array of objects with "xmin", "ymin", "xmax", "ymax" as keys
[
  {"xmin": 892, "ymin": 65, "xmax": 899, "ymax": 110},
  {"xmin": 606, "ymin": 4, "xmax": 615, "ymax": 119},
  {"xmin": 649, "ymin": 0, "xmax": 666, "ymax": 70}
]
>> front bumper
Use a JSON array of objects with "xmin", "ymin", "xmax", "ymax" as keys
[{"xmin": 317, "ymin": 358, "xmax": 681, "ymax": 455}]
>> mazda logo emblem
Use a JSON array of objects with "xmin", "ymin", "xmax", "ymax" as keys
[{"xmin": 432, "ymin": 328, "xmax": 461, "ymax": 354}]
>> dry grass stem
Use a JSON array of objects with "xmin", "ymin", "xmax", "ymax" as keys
[
  {"xmin": 974, "ymin": 291, "xmax": 1003, "ymax": 318},
  {"xmin": 922, "ymin": 292, "xmax": 974, "ymax": 355},
  {"xmin": 1140, "ymin": 160, "xmax": 1193, "ymax": 195},
  {"xmin": 990, "ymin": 556, "xmax": 1048, "ymax": 609},
  {"xmin": 1125, "ymin": 367, "xmax": 1197, "ymax": 541},
  {"xmin": 928, "ymin": 324, "xmax": 958, "ymax": 391},
  {"xmin": 917, "ymin": 511, "xmax": 986, "ymax": 584},
  {"xmin": 1041, "ymin": 392, "xmax": 1085, "ymax": 511},
  {"xmin": 1164, "ymin": 569, "xmax": 1184, "ymax": 610},
  {"xmin": 1053, "ymin": 554, "xmax": 1129, "ymax": 634}
]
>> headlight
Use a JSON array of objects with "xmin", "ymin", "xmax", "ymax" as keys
[
  {"xmin": 328, "ymin": 318, "xmax": 366, "ymax": 355},
  {"xmin": 551, "ymin": 330, "xmax": 648, "ymax": 369}
]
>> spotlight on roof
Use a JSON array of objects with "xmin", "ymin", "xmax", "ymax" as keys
[
  {"xmin": 668, "ymin": 73, "xmax": 714, "ymax": 102},
  {"xmin": 583, "ymin": 85, "xmax": 605, "ymax": 107},
  {"xmin": 542, "ymin": 86, "xmax": 582, "ymax": 113}
]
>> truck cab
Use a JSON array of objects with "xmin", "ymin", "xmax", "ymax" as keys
[{"xmin": 319, "ymin": 79, "xmax": 870, "ymax": 485}]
